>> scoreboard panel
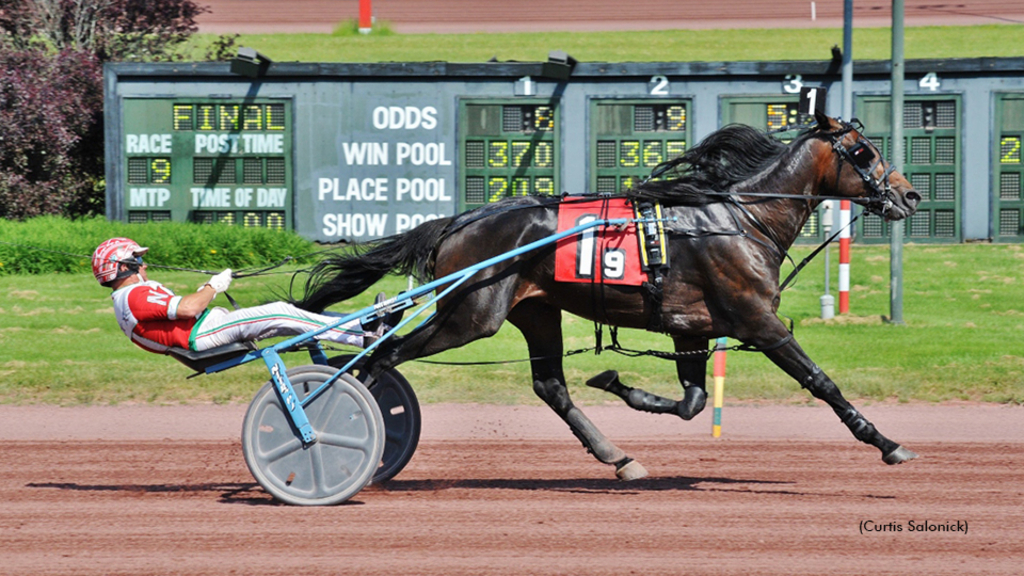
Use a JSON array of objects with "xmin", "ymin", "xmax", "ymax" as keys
[
  {"xmin": 994, "ymin": 94, "xmax": 1024, "ymax": 240},
  {"xmin": 589, "ymin": 99, "xmax": 691, "ymax": 194},
  {"xmin": 105, "ymin": 58, "xmax": 1024, "ymax": 244},
  {"xmin": 459, "ymin": 100, "xmax": 559, "ymax": 212},
  {"xmin": 121, "ymin": 97, "xmax": 292, "ymax": 229},
  {"xmin": 721, "ymin": 96, "xmax": 803, "ymax": 136},
  {"xmin": 855, "ymin": 96, "xmax": 961, "ymax": 243},
  {"xmin": 720, "ymin": 95, "xmax": 825, "ymax": 243}
]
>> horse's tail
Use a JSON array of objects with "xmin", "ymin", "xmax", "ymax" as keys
[{"xmin": 294, "ymin": 217, "xmax": 453, "ymax": 312}]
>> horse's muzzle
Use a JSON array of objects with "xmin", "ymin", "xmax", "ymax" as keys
[{"xmin": 884, "ymin": 188, "xmax": 921, "ymax": 221}]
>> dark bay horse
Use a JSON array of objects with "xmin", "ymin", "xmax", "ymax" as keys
[{"xmin": 296, "ymin": 111, "xmax": 922, "ymax": 480}]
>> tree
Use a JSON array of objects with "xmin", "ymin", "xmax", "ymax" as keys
[
  {"xmin": 0, "ymin": 48, "xmax": 104, "ymax": 218},
  {"xmin": 0, "ymin": 0, "xmax": 235, "ymax": 219},
  {"xmin": 1, "ymin": 0, "xmax": 220, "ymax": 61}
]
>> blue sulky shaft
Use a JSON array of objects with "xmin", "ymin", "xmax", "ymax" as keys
[
  {"xmin": 204, "ymin": 216, "xmax": 634, "ymax": 425},
  {"xmin": 322, "ymin": 216, "xmax": 632, "ymax": 367},
  {"xmin": 299, "ymin": 216, "xmax": 634, "ymax": 406},
  {"xmin": 213, "ymin": 216, "xmax": 632, "ymax": 370}
]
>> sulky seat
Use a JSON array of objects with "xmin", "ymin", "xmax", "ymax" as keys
[{"xmin": 166, "ymin": 341, "xmax": 258, "ymax": 373}]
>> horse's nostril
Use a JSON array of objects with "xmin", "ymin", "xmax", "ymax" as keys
[{"xmin": 907, "ymin": 190, "xmax": 922, "ymax": 204}]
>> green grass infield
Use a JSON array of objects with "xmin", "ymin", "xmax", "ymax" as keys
[
  {"xmin": 2, "ymin": 243, "xmax": 1022, "ymax": 405},
  {"xmin": 188, "ymin": 24, "xmax": 1024, "ymax": 63}
]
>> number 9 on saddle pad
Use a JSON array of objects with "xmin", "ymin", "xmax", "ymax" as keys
[{"xmin": 554, "ymin": 197, "xmax": 667, "ymax": 286}]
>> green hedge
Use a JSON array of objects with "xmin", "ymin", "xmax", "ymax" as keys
[{"xmin": 0, "ymin": 216, "xmax": 320, "ymax": 275}]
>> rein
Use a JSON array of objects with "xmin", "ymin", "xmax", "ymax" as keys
[
  {"xmin": 779, "ymin": 208, "xmax": 861, "ymax": 291},
  {"xmin": 380, "ymin": 320, "xmax": 796, "ymax": 368},
  {"xmin": 658, "ymin": 119, "xmax": 890, "ymax": 291}
]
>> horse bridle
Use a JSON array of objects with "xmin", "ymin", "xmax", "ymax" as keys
[{"xmin": 827, "ymin": 119, "xmax": 899, "ymax": 218}]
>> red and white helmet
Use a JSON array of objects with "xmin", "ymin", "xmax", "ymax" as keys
[{"xmin": 92, "ymin": 237, "xmax": 149, "ymax": 286}]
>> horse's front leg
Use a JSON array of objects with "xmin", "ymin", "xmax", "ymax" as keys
[
  {"xmin": 673, "ymin": 336, "xmax": 709, "ymax": 419},
  {"xmin": 584, "ymin": 336, "xmax": 708, "ymax": 420},
  {"xmin": 744, "ymin": 320, "xmax": 918, "ymax": 465}
]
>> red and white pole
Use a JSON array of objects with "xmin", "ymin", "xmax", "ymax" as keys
[
  {"xmin": 359, "ymin": 0, "xmax": 373, "ymax": 33},
  {"xmin": 838, "ymin": 200, "xmax": 851, "ymax": 314}
]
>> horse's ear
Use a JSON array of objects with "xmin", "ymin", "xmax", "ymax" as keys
[{"xmin": 814, "ymin": 109, "xmax": 832, "ymax": 130}]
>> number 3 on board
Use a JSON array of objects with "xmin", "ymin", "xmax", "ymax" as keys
[{"xmin": 783, "ymin": 74, "xmax": 803, "ymax": 94}]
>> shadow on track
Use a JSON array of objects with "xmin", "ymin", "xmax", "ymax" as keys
[
  {"xmin": 372, "ymin": 475, "xmax": 795, "ymax": 495},
  {"xmin": 28, "ymin": 475, "xmax": 896, "ymax": 501},
  {"xmin": 24, "ymin": 481, "xmax": 308, "ymax": 506}
]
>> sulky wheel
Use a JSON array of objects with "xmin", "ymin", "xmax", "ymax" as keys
[
  {"xmin": 241, "ymin": 365, "xmax": 385, "ymax": 506},
  {"xmin": 329, "ymin": 354, "xmax": 421, "ymax": 484}
]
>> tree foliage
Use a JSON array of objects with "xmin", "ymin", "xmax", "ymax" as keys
[
  {"xmin": 0, "ymin": 0, "xmax": 218, "ymax": 61},
  {"xmin": 0, "ymin": 1, "xmax": 235, "ymax": 219},
  {"xmin": 0, "ymin": 48, "xmax": 104, "ymax": 218}
]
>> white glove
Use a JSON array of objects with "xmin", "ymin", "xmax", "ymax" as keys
[{"xmin": 206, "ymin": 269, "xmax": 233, "ymax": 294}]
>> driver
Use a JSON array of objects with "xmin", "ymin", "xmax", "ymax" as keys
[{"xmin": 92, "ymin": 237, "xmax": 397, "ymax": 354}]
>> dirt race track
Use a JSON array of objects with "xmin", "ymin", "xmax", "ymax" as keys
[
  {"xmin": 1, "ymin": 403, "xmax": 1022, "ymax": 575},
  {"xmin": 196, "ymin": 0, "xmax": 1024, "ymax": 33}
]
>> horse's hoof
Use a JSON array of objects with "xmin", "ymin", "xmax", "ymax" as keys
[
  {"xmin": 677, "ymin": 386, "xmax": 707, "ymax": 420},
  {"xmin": 586, "ymin": 370, "xmax": 619, "ymax": 391},
  {"xmin": 615, "ymin": 458, "xmax": 649, "ymax": 481},
  {"xmin": 883, "ymin": 445, "xmax": 919, "ymax": 465}
]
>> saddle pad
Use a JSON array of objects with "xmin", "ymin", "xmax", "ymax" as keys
[{"xmin": 554, "ymin": 197, "xmax": 644, "ymax": 286}]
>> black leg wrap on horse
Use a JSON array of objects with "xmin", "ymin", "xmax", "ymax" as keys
[
  {"xmin": 837, "ymin": 407, "xmax": 878, "ymax": 444},
  {"xmin": 801, "ymin": 367, "xmax": 901, "ymax": 455},
  {"xmin": 587, "ymin": 371, "xmax": 683, "ymax": 415},
  {"xmin": 800, "ymin": 366, "xmax": 831, "ymax": 393},
  {"xmin": 534, "ymin": 378, "xmax": 627, "ymax": 465},
  {"xmin": 678, "ymin": 386, "xmax": 707, "ymax": 420},
  {"xmin": 533, "ymin": 377, "xmax": 573, "ymax": 413},
  {"xmin": 839, "ymin": 405, "xmax": 904, "ymax": 457}
]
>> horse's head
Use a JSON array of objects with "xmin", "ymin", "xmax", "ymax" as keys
[{"xmin": 812, "ymin": 110, "xmax": 921, "ymax": 221}]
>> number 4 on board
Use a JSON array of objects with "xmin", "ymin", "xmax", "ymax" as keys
[{"xmin": 919, "ymin": 72, "xmax": 941, "ymax": 92}]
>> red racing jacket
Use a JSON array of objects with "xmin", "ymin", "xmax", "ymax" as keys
[{"xmin": 110, "ymin": 280, "xmax": 197, "ymax": 353}]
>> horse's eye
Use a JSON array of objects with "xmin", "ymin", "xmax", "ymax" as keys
[{"xmin": 848, "ymin": 142, "xmax": 875, "ymax": 169}]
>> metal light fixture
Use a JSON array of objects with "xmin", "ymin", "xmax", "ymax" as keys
[
  {"xmin": 231, "ymin": 47, "xmax": 272, "ymax": 78},
  {"xmin": 541, "ymin": 50, "xmax": 577, "ymax": 81}
]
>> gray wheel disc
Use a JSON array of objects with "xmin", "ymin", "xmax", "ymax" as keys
[
  {"xmin": 241, "ymin": 365, "xmax": 384, "ymax": 506},
  {"xmin": 329, "ymin": 355, "xmax": 421, "ymax": 483}
]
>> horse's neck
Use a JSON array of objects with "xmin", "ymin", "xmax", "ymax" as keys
[{"xmin": 730, "ymin": 146, "xmax": 820, "ymax": 252}]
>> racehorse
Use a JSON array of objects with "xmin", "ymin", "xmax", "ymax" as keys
[{"xmin": 295, "ymin": 111, "xmax": 922, "ymax": 480}]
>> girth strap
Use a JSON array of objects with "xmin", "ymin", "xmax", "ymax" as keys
[{"xmin": 633, "ymin": 200, "xmax": 670, "ymax": 333}]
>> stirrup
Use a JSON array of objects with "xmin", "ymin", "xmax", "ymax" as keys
[{"xmin": 362, "ymin": 292, "xmax": 404, "ymax": 333}]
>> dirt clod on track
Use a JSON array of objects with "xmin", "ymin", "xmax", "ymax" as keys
[{"xmin": 1, "ymin": 403, "xmax": 1022, "ymax": 575}]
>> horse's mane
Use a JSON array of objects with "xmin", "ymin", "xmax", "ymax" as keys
[{"xmin": 626, "ymin": 123, "xmax": 806, "ymax": 206}]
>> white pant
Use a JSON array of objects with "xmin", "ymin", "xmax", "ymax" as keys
[{"xmin": 191, "ymin": 302, "xmax": 365, "ymax": 351}]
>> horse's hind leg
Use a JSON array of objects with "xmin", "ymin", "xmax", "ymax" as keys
[
  {"xmin": 532, "ymin": 378, "xmax": 648, "ymax": 480},
  {"xmin": 508, "ymin": 301, "xmax": 648, "ymax": 480},
  {"xmin": 363, "ymin": 287, "xmax": 509, "ymax": 379},
  {"xmin": 585, "ymin": 336, "xmax": 709, "ymax": 420}
]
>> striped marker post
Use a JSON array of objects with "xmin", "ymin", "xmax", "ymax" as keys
[
  {"xmin": 359, "ymin": 0, "xmax": 373, "ymax": 33},
  {"xmin": 838, "ymin": 200, "xmax": 851, "ymax": 314},
  {"xmin": 712, "ymin": 337, "xmax": 728, "ymax": 438}
]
